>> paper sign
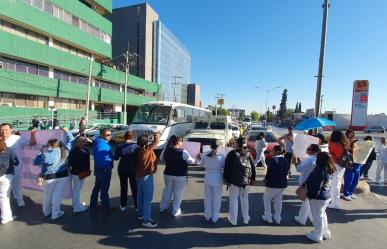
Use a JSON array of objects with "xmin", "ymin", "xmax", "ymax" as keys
[
  {"xmin": 182, "ymin": 141, "xmax": 201, "ymax": 158},
  {"xmin": 17, "ymin": 130, "xmax": 72, "ymax": 199},
  {"xmin": 293, "ymin": 134, "xmax": 320, "ymax": 160},
  {"xmin": 353, "ymin": 141, "xmax": 375, "ymax": 164},
  {"xmin": 202, "ymin": 145, "xmax": 211, "ymax": 153}
]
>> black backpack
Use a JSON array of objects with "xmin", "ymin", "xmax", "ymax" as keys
[
  {"xmin": 337, "ymin": 148, "xmax": 353, "ymax": 168},
  {"xmin": 228, "ymin": 151, "xmax": 252, "ymax": 187}
]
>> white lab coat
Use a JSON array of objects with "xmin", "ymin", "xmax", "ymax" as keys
[{"xmin": 255, "ymin": 139, "xmax": 268, "ymax": 167}]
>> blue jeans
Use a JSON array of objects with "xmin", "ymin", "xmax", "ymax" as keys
[
  {"xmin": 136, "ymin": 174, "xmax": 154, "ymax": 221},
  {"xmin": 343, "ymin": 163, "xmax": 362, "ymax": 197},
  {"xmin": 90, "ymin": 168, "xmax": 112, "ymax": 209}
]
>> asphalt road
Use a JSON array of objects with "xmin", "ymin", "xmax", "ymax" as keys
[{"xmin": 0, "ymin": 154, "xmax": 386, "ymax": 249}]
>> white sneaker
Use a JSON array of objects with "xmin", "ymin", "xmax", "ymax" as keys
[
  {"xmin": 17, "ymin": 199, "xmax": 25, "ymax": 207},
  {"xmin": 120, "ymin": 206, "xmax": 126, "ymax": 211},
  {"xmin": 73, "ymin": 206, "xmax": 88, "ymax": 213},
  {"xmin": 227, "ymin": 217, "xmax": 237, "ymax": 226},
  {"xmin": 350, "ymin": 194, "xmax": 359, "ymax": 199},
  {"xmin": 51, "ymin": 211, "xmax": 64, "ymax": 220},
  {"xmin": 172, "ymin": 209, "xmax": 183, "ymax": 217},
  {"xmin": 1, "ymin": 216, "xmax": 16, "ymax": 224},
  {"xmin": 323, "ymin": 231, "xmax": 332, "ymax": 240},
  {"xmin": 261, "ymin": 215, "xmax": 273, "ymax": 224},
  {"xmin": 327, "ymin": 203, "xmax": 341, "ymax": 209},
  {"xmin": 305, "ymin": 231, "xmax": 322, "ymax": 243},
  {"xmin": 294, "ymin": 216, "xmax": 306, "ymax": 226},
  {"xmin": 343, "ymin": 195, "xmax": 352, "ymax": 201}
]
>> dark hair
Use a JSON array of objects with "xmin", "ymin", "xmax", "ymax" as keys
[
  {"xmin": 288, "ymin": 126, "xmax": 293, "ymax": 131},
  {"xmin": 100, "ymin": 128, "xmax": 110, "ymax": 135},
  {"xmin": 47, "ymin": 139, "xmax": 67, "ymax": 160},
  {"xmin": 257, "ymin": 132, "xmax": 265, "ymax": 140},
  {"xmin": 137, "ymin": 135, "xmax": 148, "ymax": 147},
  {"xmin": 273, "ymin": 144, "xmax": 284, "ymax": 154},
  {"xmin": 330, "ymin": 130, "xmax": 349, "ymax": 149},
  {"xmin": 309, "ymin": 144, "xmax": 320, "ymax": 154},
  {"xmin": 345, "ymin": 129, "xmax": 354, "ymax": 139},
  {"xmin": 364, "ymin": 135, "xmax": 373, "ymax": 141},
  {"xmin": 316, "ymin": 152, "xmax": 336, "ymax": 174},
  {"xmin": 315, "ymin": 133, "xmax": 326, "ymax": 144},
  {"xmin": 0, "ymin": 123, "xmax": 12, "ymax": 129},
  {"xmin": 236, "ymin": 137, "xmax": 245, "ymax": 148},
  {"xmin": 168, "ymin": 135, "xmax": 182, "ymax": 147},
  {"xmin": 210, "ymin": 139, "xmax": 220, "ymax": 150},
  {"xmin": 123, "ymin": 131, "xmax": 133, "ymax": 141}
]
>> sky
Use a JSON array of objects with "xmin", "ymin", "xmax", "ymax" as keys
[{"xmin": 113, "ymin": 0, "xmax": 387, "ymax": 115}]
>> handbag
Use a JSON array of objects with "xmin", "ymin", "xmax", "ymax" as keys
[
  {"xmin": 78, "ymin": 169, "xmax": 92, "ymax": 180},
  {"xmin": 296, "ymin": 184, "xmax": 308, "ymax": 201},
  {"xmin": 337, "ymin": 148, "xmax": 353, "ymax": 168}
]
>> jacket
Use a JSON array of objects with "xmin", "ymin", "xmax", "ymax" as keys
[
  {"xmin": 92, "ymin": 137, "xmax": 113, "ymax": 170},
  {"xmin": 223, "ymin": 148, "xmax": 256, "ymax": 183},
  {"xmin": 0, "ymin": 148, "xmax": 19, "ymax": 176},
  {"xmin": 264, "ymin": 155, "xmax": 290, "ymax": 188},
  {"xmin": 114, "ymin": 142, "xmax": 137, "ymax": 173},
  {"xmin": 34, "ymin": 148, "xmax": 68, "ymax": 179},
  {"xmin": 134, "ymin": 136, "xmax": 159, "ymax": 177},
  {"xmin": 161, "ymin": 147, "xmax": 195, "ymax": 176},
  {"xmin": 68, "ymin": 147, "xmax": 90, "ymax": 175},
  {"xmin": 305, "ymin": 165, "xmax": 332, "ymax": 200}
]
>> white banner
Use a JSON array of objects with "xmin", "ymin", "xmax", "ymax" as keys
[
  {"xmin": 353, "ymin": 141, "xmax": 375, "ymax": 164},
  {"xmin": 293, "ymin": 134, "xmax": 320, "ymax": 160}
]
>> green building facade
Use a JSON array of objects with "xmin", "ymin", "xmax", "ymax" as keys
[{"xmin": 0, "ymin": 0, "xmax": 160, "ymax": 128}]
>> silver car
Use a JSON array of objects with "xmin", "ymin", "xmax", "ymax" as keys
[{"xmin": 363, "ymin": 126, "xmax": 385, "ymax": 133}]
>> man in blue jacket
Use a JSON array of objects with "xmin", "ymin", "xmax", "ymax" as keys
[
  {"xmin": 89, "ymin": 128, "xmax": 114, "ymax": 212},
  {"xmin": 262, "ymin": 145, "xmax": 290, "ymax": 225}
]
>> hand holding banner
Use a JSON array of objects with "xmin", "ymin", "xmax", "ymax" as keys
[
  {"xmin": 293, "ymin": 134, "xmax": 320, "ymax": 160},
  {"xmin": 353, "ymin": 141, "xmax": 375, "ymax": 164}
]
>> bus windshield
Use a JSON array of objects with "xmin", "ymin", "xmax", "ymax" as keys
[{"xmin": 131, "ymin": 105, "xmax": 172, "ymax": 125}]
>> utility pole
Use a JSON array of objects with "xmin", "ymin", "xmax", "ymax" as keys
[
  {"xmin": 254, "ymin": 86, "xmax": 281, "ymax": 124},
  {"xmin": 171, "ymin": 76, "xmax": 182, "ymax": 102},
  {"xmin": 214, "ymin": 93, "xmax": 224, "ymax": 116},
  {"xmin": 319, "ymin": 94, "xmax": 324, "ymax": 116},
  {"xmin": 315, "ymin": 0, "xmax": 329, "ymax": 117},
  {"xmin": 85, "ymin": 56, "xmax": 93, "ymax": 124},
  {"xmin": 123, "ymin": 44, "xmax": 129, "ymax": 124}
]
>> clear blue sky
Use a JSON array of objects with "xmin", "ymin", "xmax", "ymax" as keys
[{"xmin": 113, "ymin": 0, "xmax": 387, "ymax": 115}]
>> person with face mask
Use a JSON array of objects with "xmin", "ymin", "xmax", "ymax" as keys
[
  {"xmin": 159, "ymin": 135, "xmax": 196, "ymax": 217},
  {"xmin": 200, "ymin": 139, "xmax": 225, "ymax": 223},
  {"xmin": 0, "ymin": 123, "xmax": 25, "ymax": 207},
  {"xmin": 34, "ymin": 139, "xmax": 68, "ymax": 220}
]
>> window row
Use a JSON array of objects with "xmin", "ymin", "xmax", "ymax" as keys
[
  {"xmin": 53, "ymin": 69, "xmax": 88, "ymax": 85},
  {"xmin": 53, "ymin": 40, "xmax": 91, "ymax": 59},
  {"xmin": 0, "ymin": 57, "xmax": 49, "ymax": 77},
  {"xmin": 24, "ymin": 0, "xmax": 111, "ymax": 44},
  {"xmin": 0, "ymin": 19, "xmax": 48, "ymax": 45}
]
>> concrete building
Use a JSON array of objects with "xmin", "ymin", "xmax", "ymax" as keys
[
  {"xmin": 228, "ymin": 108, "xmax": 246, "ymax": 119},
  {"xmin": 0, "ymin": 0, "xmax": 159, "ymax": 128},
  {"xmin": 187, "ymin": 84, "xmax": 201, "ymax": 107},
  {"xmin": 109, "ymin": 3, "xmax": 191, "ymax": 103}
]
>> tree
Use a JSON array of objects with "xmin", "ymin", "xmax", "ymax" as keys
[
  {"xmin": 295, "ymin": 102, "xmax": 299, "ymax": 112},
  {"xmin": 251, "ymin": 111, "xmax": 259, "ymax": 121},
  {"xmin": 278, "ymin": 89, "xmax": 288, "ymax": 120},
  {"xmin": 299, "ymin": 102, "xmax": 302, "ymax": 112}
]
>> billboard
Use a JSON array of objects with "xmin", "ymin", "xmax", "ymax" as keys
[{"xmin": 350, "ymin": 80, "xmax": 369, "ymax": 130}]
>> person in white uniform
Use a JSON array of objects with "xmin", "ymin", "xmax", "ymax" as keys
[
  {"xmin": 376, "ymin": 137, "xmax": 387, "ymax": 184},
  {"xmin": 200, "ymin": 139, "xmax": 225, "ymax": 223},
  {"xmin": 223, "ymin": 137, "xmax": 256, "ymax": 226},
  {"xmin": 0, "ymin": 123, "xmax": 25, "ymax": 207},
  {"xmin": 0, "ymin": 139, "xmax": 19, "ymax": 224},
  {"xmin": 160, "ymin": 135, "xmax": 195, "ymax": 216},
  {"xmin": 294, "ymin": 144, "xmax": 320, "ymax": 225},
  {"xmin": 255, "ymin": 132, "xmax": 268, "ymax": 168}
]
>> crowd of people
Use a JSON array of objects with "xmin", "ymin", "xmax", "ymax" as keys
[{"xmin": 0, "ymin": 122, "xmax": 386, "ymax": 244}]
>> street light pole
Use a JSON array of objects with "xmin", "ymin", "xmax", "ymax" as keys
[
  {"xmin": 254, "ymin": 86, "xmax": 281, "ymax": 124},
  {"xmin": 123, "ymin": 48, "xmax": 129, "ymax": 124},
  {"xmin": 315, "ymin": 0, "xmax": 329, "ymax": 117},
  {"xmin": 171, "ymin": 76, "xmax": 182, "ymax": 102},
  {"xmin": 85, "ymin": 57, "xmax": 93, "ymax": 124}
]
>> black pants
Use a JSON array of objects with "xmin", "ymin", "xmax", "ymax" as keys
[
  {"xmin": 361, "ymin": 160, "xmax": 374, "ymax": 177},
  {"xmin": 118, "ymin": 170, "xmax": 137, "ymax": 208},
  {"xmin": 285, "ymin": 152, "xmax": 294, "ymax": 165}
]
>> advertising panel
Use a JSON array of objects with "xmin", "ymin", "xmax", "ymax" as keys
[{"xmin": 350, "ymin": 80, "xmax": 369, "ymax": 130}]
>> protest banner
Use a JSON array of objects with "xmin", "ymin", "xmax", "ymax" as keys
[
  {"xmin": 17, "ymin": 130, "xmax": 72, "ymax": 199},
  {"xmin": 293, "ymin": 134, "xmax": 320, "ymax": 160},
  {"xmin": 202, "ymin": 145, "xmax": 211, "ymax": 153},
  {"xmin": 353, "ymin": 141, "xmax": 375, "ymax": 164},
  {"xmin": 182, "ymin": 141, "xmax": 201, "ymax": 158}
]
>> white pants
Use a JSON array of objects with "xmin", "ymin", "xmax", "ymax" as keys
[
  {"xmin": 0, "ymin": 174, "xmax": 13, "ymax": 222},
  {"xmin": 297, "ymin": 198, "xmax": 314, "ymax": 224},
  {"xmin": 11, "ymin": 166, "xmax": 23, "ymax": 202},
  {"xmin": 160, "ymin": 174, "xmax": 187, "ymax": 215},
  {"xmin": 263, "ymin": 187, "xmax": 284, "ymax": 223},
  {"xmin": 72, "ymin": 175, "xmax": 85, "ymax": 211},
  {"xmin": 309, "ymin": 199, "xmax": 331, "ymax": 240},
  {"xmin": 42, "ymin": 177, "xmax": 66, "ymax": 219},
  {"xmin": 228, "ymin": 185, "xmax": 250, "ymax": 224},
  {"xmin": 255, "ymin": 152, "xmax": 266, "ymax": 167},
  {"xmin": 376, "ymin": 161, "xmax": 387, "ymax": 183},
  {"xmin": 204, "ymin": 184, "xmax": 223, "ymax": 222},
  {"xmin": 330, "ymin": 164, "xmax": 345, "ymax": 207}
]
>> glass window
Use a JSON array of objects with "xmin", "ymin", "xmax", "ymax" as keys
[
  {"xmin": 14, "ymin": 26, "xmax": 26, "ymax": 38},
  {"xmin": 27, "ymin": 66, "xmax": 38, "ymax": 75},
  {"xmin": 132, "ymin": 105, "xmax": 172, "ymax": 125},
  {"xmin": 15, "ymin": 62, "xmax": 27, "ymax": 73},
  {"xmin": 26, "ymin": 30, "xmax": 38, "ymax": 42},
  {"xmin": 62, "ymin": 10, "xmax": 72, "ymax": 24},
  {"xmin": 37, "ymin": 34, "xmax": 47, "ymax": 45},
  {"xmin": 32, "ymin": 0, "xmax": 43, "ymax": 9},
  {"xmin": 38, "ymin": 66, "xmax": 49, "ymax": 77},
  {"xmin": 43, "ymin": 1, "xmax": 53, "ymax": 15},
  {"xmin": 72, "ymin": 16, "xmax": 79, "ymax": 28}
]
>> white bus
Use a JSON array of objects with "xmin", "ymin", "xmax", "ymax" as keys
[{"xmin": 129, "ymin": 101, "xmax": 212, "ymax": 150}]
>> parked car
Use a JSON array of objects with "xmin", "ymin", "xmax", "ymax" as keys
[
  {"xmin": 231, "ymin": 125, "xmax": 241, "ymax": 139},
  {"xmin": 363, "ymin": 126, "xmax": 385, "ymax": 133},
  {"xmin": 250, "ymin": 125, "xmax": 272, "ymax": 132},
  {"xmin": 246, "ymin": 130, "xmax": 279, "ymax": 161}
]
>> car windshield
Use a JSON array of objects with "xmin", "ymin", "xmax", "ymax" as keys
[
  {"xmin": 251, "ymin": 126, "xmax": 266, "ymax": 131},
  {"xmin": 194, "ymin": 121, "xmax": 209, "ymax": 129},
  {"xmin": 248, "ymin": 132, "xmax": 277, "ymax": 142},
  {"xmin": 243, "ymin": 118, "xmax": 251, "ymax": 122},
  {"xmin": 93, "ymin": 124, "xmax": 111, "ymax": 130},
  {"xmin": 232, "ymin": 126, "xmax": 239, "ymax": 131},
  {"xmin": 131, "ymin": 105, "xmax": 172, "ymax": 125},
  {"xmin": 210, "ymin": 122, "xmax": 226, "ymax": 130}
]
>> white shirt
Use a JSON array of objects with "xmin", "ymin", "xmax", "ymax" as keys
[
  {"xmin": 280, "ymin": 133, "xmax": 295, "ymax": 153},
  {"xmin": 5, "ymin": 134, "xmax": 20, "ymax": 149},
  {"xmin": 200, "ymin": 151, "xmax": 225, "ymax": 186},
  {"xmin": 255, "ymin": 139, "xmax": 268, "ymax": 154},
  {"xmin": 296, "ymin": 154, "xmax": 317, "ymax": 185},
  {"xmin": 377, "ymin": 144, "xmax": 387, "ymax": 163}
]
